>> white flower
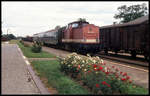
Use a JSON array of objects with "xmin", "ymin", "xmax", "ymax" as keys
[
  {"xmin": 104, "ymin": 67, "xmax": 108, "ymax": 72},
  {"xmin": 68, "ymin": 65, "xmax": 71, "ymax": 67},
  {"xmin": 101, "ymin": 59, "xmax": 104, "ymax": 63},
  {"xmin": 93, "ymin": 60, "xmax": 96, "ymax": 63},
  {"xmin": 82, "ymin": 60, "xmax": 85, "ymax": 63},
  {"xmin": 87, "ymin": 54, "xmax": 91, "ymax": 57},
  {"xmin": 84, "ymin": 69, "xmax": 87, "ymax": 72},
  {"xmin": 96, "ymin": 56, "xmax": 100, "ymax": 59}
]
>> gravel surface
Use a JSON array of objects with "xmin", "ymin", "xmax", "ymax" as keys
[{"xmin": 2, "ymin": 44, "xmax": 40, "ymax": 94}]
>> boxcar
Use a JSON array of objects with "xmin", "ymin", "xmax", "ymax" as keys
[{"xmin": 99, "ymin": 15, "xmax": 149, "ymax": 59}]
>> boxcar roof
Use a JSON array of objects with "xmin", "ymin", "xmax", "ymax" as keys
[{"xmin": 100, "ymin": 15, "xmax": 149, "ymax": 29}]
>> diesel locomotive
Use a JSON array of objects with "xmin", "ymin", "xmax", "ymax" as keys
[{"xmin": 33, "ymin": 20, "xmax": 101, "ymax": 53}]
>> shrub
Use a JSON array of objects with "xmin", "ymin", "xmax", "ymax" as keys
[
  {"xmin": 58, "ymin": 53, "xmax": 136, "ymax": 95},
  {"xmin": 23, "ymin": 42, "xmax": 30, "ymax": 47},
  {"xmin": 31, "ymin": 41, "xmax": 42, "ymax": 53}
]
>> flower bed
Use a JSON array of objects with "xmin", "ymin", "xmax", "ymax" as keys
[{"xmin": 58, "ymin": 53, "xmax": 147, "ymax": 95}]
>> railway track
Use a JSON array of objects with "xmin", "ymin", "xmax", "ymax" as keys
[
  {"xmin": 92, "ymin": 53, "xmax": 149, "ymax": 70},
  {"xmin": 23, "ymin": 41, "xmax": 149, "ymax": 69}
]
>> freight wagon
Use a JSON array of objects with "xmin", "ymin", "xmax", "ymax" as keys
[{"xmin": 99, "ymin": 15, "xmax": 149, "ymax": 60}]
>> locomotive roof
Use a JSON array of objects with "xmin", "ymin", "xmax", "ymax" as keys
[
  {"xmin": 69, "ymin": 21, "xmax": 89, "ymax": 24},
  {"xmin": 100, "ymin": 15, "xmax": 149, "ymax": 29}
]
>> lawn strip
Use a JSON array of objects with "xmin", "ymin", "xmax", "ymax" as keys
[
  {"xmin": 16, "ymin": 40, "xmax": 56, "ymax": 58},
  {"xmin": 31, "ymin": 60, "xmax": 90, "ymax": 95}
]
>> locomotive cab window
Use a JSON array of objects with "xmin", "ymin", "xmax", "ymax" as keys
[
  {"xmin": 72, "ymin": 23, "xmax": 79, "ymax": 28},
  {"xmin": 82, "ymin": 23, "xmax": 88, "ymax": 26}
]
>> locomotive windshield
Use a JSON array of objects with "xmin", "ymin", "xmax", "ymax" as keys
[{"xmin": 72, "ymin": 23, "xmax": 79, "ymax": 28}]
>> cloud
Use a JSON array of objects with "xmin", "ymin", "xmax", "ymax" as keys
[{"xmin": 2, "ymin": 1, "xmax": 149, "ymax": 37}]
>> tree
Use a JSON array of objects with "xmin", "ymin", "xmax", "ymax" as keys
[
  {"xmin": 55, "ymin": 25, "xmax": 61, "ymax": 29},
  {"xmin": 77, "ymin": 18, "xmax": 86, "ymax": 22},
  {"xmin": 114, "ymin": 3, "xmax": 148, "ymax": 23},
  {"xmin": 2, "ymin": 34, "xmax": 16, "ymax": 40}
]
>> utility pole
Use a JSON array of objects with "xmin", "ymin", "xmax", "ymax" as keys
[{"xmin": 7, "ymin": 28, "xmax": 10, "ymax": 35}]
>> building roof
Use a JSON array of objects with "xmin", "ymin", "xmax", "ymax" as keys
[{"xmin": 100, "ymin": 15, "xmax": 149, "ymax": 29}]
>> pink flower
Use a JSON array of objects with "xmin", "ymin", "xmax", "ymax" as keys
[
  {"xmin": 78, "ymin": 65, "xmax": 81, "ymax": 69},
  {"xmin": 126, "ymin": 76, "xmax": 130, "ymax": 80},
  {"xmin": 103, "ymin": 62, "xmax": 106, "ymax": 65}
]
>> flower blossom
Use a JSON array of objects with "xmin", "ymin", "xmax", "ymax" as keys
[
  {"xmin": 96, "ymin": 84, "xmax": 100, "ymax": 88},
  {"xmin": 121, "ymin": 78, "xmax": 126, "ymax": 81},
  {"xmin": 93, "ymin": 64, "xmax": 97, "ymax": 68},
  {"xmin": 102, "ymin": 81, "xmax": 107, "ymax": 85},
  {"xmin": 98, "ymin": 66, "xmax": 103, "ymax": 71}
]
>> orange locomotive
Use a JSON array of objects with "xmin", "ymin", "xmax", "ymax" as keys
[
  {"xmin": 32, "ymin": 20, "xmax": 101, "ymax": 54},
  {"xmin": 61, "ymin": 20, "xmax": 100, "ymax": 53}
]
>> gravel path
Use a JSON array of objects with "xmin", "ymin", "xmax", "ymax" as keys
[{"xmin": 2, "ymin": 44, "xmax": 40, "ymax": 94}]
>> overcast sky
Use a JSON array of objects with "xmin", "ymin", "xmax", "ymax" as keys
[{"xmin": 2, "ymin": 1, "xmax": 149, "ymax": 37}]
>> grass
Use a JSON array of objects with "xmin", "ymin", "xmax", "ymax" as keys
[
  {"xmin": 9, "ymin": 40, "xmax": 55, "ymax": 58},
  {"xmin": 9, "ymin": 39, "xmax": 18, "ymax": 44},
  {"xmin": 127, "ymin": 84, "xmax": 149, "ymax": 95},
  {"xmin": 31, "ymin": 60, "xmax": 90, "ymax": 95}
]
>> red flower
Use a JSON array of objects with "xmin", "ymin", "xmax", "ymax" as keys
[
  {"xmin": 96, "ymin": 84, "xmax": 100, "ymax": 88},
  {"xmin": 112, "ymin": 66, "xmax": 115, "ymax": 68},
  {"xmin": 123, "ymin": 72, "xmax": 127, "ymax": 76},
  {"xmin": 102, "ymin": 81, "xmax": 107, "ymax": 85},
  {"xmin": 106, "ymin": 84, "xmax": 111, "ymax": 87},
  {"xmin": 120, "ymin": 72, "xmax": 123, "ymax": 74},
  {"xmin": 88, "ymin": 70, "xmax": 91, "ymax": 73},
  {"xmin": 102, "ymin": 70, "xmax": 105, "ymax": 72},
  {"xmin": 105, "ymin": 72, "xmax": 109, "ymax": 75},
  {"xmin": 121, "ymin": 78, "xmax": 126, "ymax": 81},
  {"xmin": 94, "ymin": 68, "xmax": 98, "ymax": 71},
  {"xmin": 98, "ymin": 66, "xmax": 103, "ymax": 71},
  {"xmin": 126, "ymin": 76, "xmax": 130, "ymax": 80},
  {"xmin": 93, "ymin": 64, "xmax": 97, "ymax": 68}
]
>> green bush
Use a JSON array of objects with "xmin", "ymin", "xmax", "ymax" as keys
[
  {"xmin": 58, "ymin": 53, "xmax": 148, "ymax": 95},
  {"xmin": 31, "ymin": 41, "xmax": 42, "ymax": 53}
]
